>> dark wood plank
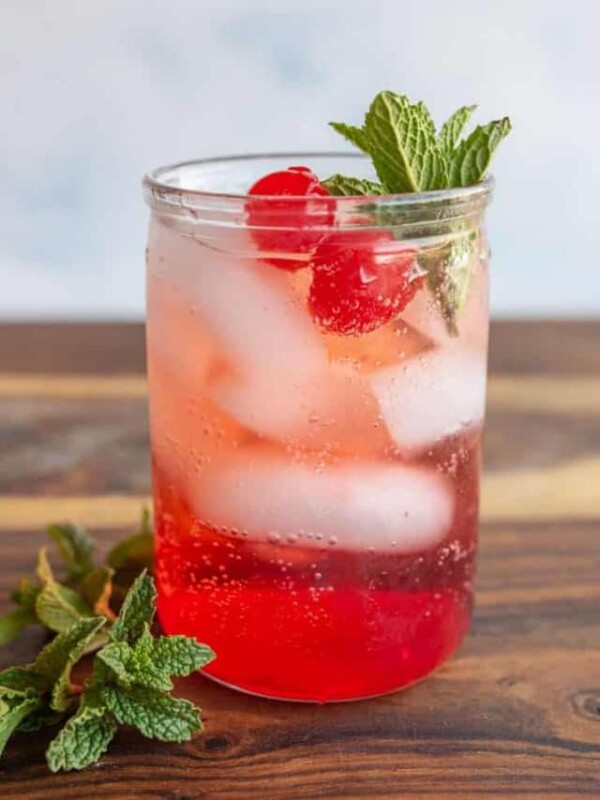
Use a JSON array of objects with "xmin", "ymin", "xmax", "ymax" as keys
[
  {"xmin": 0, "ymin": 323, "xmax": 145, "ymax": 375},
  {"xmin": 0, "ymin": 522, "xmax": 598, "ymax": 799},
  {"xmin": 1, "ymin": 320, "xmax": 600, "ymax": 376},
  {"xmin": 488, "ymin": 319, "xmax": 600, "ymax": 375},
  {"xmin": 0, "ymin": 398, "xmax": 150, "ymax": 495}
]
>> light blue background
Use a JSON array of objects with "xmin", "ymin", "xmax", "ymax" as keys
[{"xmin": 1, "ymin": 0, "xmax": 598, "ymax": 318}]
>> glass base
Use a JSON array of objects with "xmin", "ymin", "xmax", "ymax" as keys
[{"xmin": 200, "ymin": 664, "xmax": 443, "ymax": 705}]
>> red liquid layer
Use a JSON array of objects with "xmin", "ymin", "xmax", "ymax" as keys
[{"xmin": 154, "ymin": 437, "xmax": 480, "ymax": 703}]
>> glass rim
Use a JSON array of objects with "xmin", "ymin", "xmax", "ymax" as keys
[
  {"xmin": 143, "ymin": 151, "xmax": 493, "ymax": 203},
  {"xmin": 143, "ymin": 152, "xmax": 492, "ymax": 234}
]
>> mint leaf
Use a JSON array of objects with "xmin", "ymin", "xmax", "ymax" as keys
[
  {"xmin": 109, "ymin": 571, "xmax": 155, "ymax": 645},
  {"xmin": 36, "ymin": 550, "xmax": 92, "ymax": 633},
  {"xmin": 98, "ymin": 630, "xmax": 172, "ymax": 692},
  {"xmin": 0, "ymin": 667, "xmax": 41, "ymax": 695},
  {"xmin": 0, "ymin": 695, "xmax": 41, "ymax": 756},
  {"xmin": 363, "ymin": 91, "xmax": 447, "ymax": 192},
  {"xmin": 79, "ymin": 567, "xmax": 114, "ymax": 618},
  {"xmin": 17, "ymin": 705, "xmax": 64, "ymax": 733},
  {"xmin": 36, "ymin": 586, "xmax": 90, "ymax": 633},
  {"xmin": 33, "ymin": 617, "xmax": 105, "ymax": 687},
  {"xmin": 0, "ymin": 607, "xmax": 36, "ymax": 646},
  {"xmin": 101, "ymin": 684, "xmax": 202, "ymax": 742},
  {"xmin": 130, "ymin": 626, "xmax": 172, "ymax": 691},
  {"xmin": 11, "ymin": 577, "xmax": 39, "ymax": 611},
  {"xmin": 418, "ymin": 231, "xmax": 477, "ymax": 335},
  {"xmin": 47, "ymin": 618, "xmax": 106, "ymax": 711},
  {"xmin": 329, "ymin": 122, "xmax": 371, "ymax": 154},
  {"xmin": 438, "ymin": 105, "xmax": 477, "ymax": 156},
  {"xmin": 96, "ymin": 642, "xmax": 132, "ymax": 685},
  {"xmin": 448, "ymin": 117, "xmax": 511, "ymax": 187},
  {"xmin": 46, "ymin": 704, "xmax": 117, "ymax": 772},
  {"xmin": 152, "ymin": 636, "xmax": 215, "ymax": 676},
  {"xmin": 322, "ymin": 174, "xmax": 386, "ymax": 196},
  {"xmin": 47, "ymin": 524, "xmax": 94, "ymax": 581}
]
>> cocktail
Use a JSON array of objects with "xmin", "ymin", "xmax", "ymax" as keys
[{"xmin": 143, "ymin": 94, "xmax": 509, "ymax": 702}]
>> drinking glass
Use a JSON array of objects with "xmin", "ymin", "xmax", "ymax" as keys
[{"xmin": 143, "ymin": 154, "xmax": 491, "ymax": 702}]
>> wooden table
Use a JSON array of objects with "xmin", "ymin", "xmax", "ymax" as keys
[{"xmin": 0, "ymin": 321, "xmax": 598, "ymax": 799}]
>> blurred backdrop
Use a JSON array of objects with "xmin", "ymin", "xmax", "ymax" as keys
[{"xmin": 1, "ymin": 0, "xmax": 598, "ymax": 319}]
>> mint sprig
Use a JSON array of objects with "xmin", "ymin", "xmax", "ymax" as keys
[
  {"xmin": 0, "ymin": 570, "xmax": 215, "ymax": 772},
  {"xmin": 327, "ymin": 90, "xmax": 511, "ymax": 192},
  {"xmin": 0, "ymin": 511, "xmax": 154, "ymax": 647},
  {"xmin": 325, "ymin": 90, "xmax": 511, "ymax": 334},
  {"xmin": 0, "ymin": 515, "xmax": 215, "ymax": 772}
]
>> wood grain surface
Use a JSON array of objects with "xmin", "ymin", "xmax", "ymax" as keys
[{"xmin": 0, "ymin": 321, "xmax": 598, "ymax": 799}]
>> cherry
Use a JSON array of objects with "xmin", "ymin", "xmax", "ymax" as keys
[
  {"xmin": 308, "ymin": 231, "xmax": 423, "ymax": 336},
  {"xmin": 247, "ymin": 167, "xmax": 333, "ymax": 271}
]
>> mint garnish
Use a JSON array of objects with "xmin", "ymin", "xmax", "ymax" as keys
[
  {"xmin": 0, "ymin": 512, "xmax": 154, "ymax": 647},
  {"xmin": 325, "ymin": 90, "xmax": 511, "ymax": 333},
  {"xmin": 0, "ymin": 517, "xmax": 215, "ymax": 772},
  {"xmin": 447, "ymin": 116, "xmax": 512, "ymax": 187},
  {"xmin": 438, "ymin": 104, "xmax": 477, "ymax": 158},
  {"xmin": 361, "ymin": 92, "xmax": 448, "ymax": 192},
  {"xmin": 322, "ymin": 174, "xmax": 385, "ymax": 196},
  {"xmin": 328, "ymin": 90, "xmax": 511, "ymax": 192},
  {"xmin": 417, "ymin": 230, "xmax": 477, "ymax": 336}
]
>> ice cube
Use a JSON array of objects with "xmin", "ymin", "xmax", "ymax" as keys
[
  {"xmin": 398, "ymin": 286, "xmax": 449, "ymax": 344},
  {"xmin": 189, "ymin": 449, "xmax": 454, "ymax": 552},
  {"xmin": 369, "ymin": 348, "xmax": 487, "ymax": 454},
  {"xmin": 399, "ymin": 256, "xmax": 489, "ymax": 350},
  {"xmin": 147, "ymin": 273, "xmax": 218, "ymax": 400},
  {"xmin": 210, "ymin": 363, "xmax": 390, "ymax": 454},
  {"xmin": 149, "ymin": 222, "xmax": 325, "ymax": 377}
]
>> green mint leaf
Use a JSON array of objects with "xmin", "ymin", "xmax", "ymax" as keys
[
  {"xmin": 418, "ymin": 231, "xmax": 477, "ymax": 336},
  {"xmin": 97, "ymin": 630, "xmax": 172, "ymax": 692},
  {"xmin": 34, "ymin": 616, "xmax": 105, "ymax": 692},
  {"xmin": 36, "ymin": 549, "xmax": 92, "ymax": 633},
  {"xmin": 152, "ymin": 636, "xmax": 215, "ymax": 677},
  {"xmin": 129, "ymin": 626, "xmax": 172, "ymax": 691},
  {"xmin": 47, "ymin": 524, "xmax": 95, "ymax": 581},
  {"xmin": 17, "ymin": 705, "xmax": 64, "ymax": 733},
  {"xmin": 79, "ymin": 566, "xmax": 115, "ymax": 618},
  {"xmin": 11, "ymin": 578, "xmax": 40, "ymax": 611},
  {"xmin": 0, "ymin": 667, "xmax": 41, "ymax": 696},
  {"xmin": 36, "ymin": 581, "xmax": 91, "ymax": 633},
  {"xmin": 438, "ymin": 105, "xmax": 477, "ymax": 156},
  {"xmin": 101, "ymin": 684, "xmax": 202, "ymax": 742},
  {"xmin": 46, "ymin": 704, "xmax": 117, "ymax": 772},
  {"xmin": 96, "ymin": 641, "xmax": 133, "ymax": 685},
  {"xmin": 322, "ymin": 174, "xmax": 386, "ymax": 196},
  {"xmin": 448, "ymin": 117, "xmax": 511, "ymax": 187},
  {"xmin": 47, "ymin": 618, "xmax": 107, "ymax": 711},
  {"xmin": 364, "ymin": 91, "xmax": 447, "ymax": 192},
  {"xmin": 329, "ymin": 122, "xmax": 371, "ymax": 154},
  {"xmin": 0, "ymin": 607, "xmax": 36, "ymax": 646},
  {"xmin": 0, "ymin": 694, "xmax": 42, "ymax": 757},
  {"xmin": 109, "ymin": 571, "xmax": 155, "ymax": 645}
]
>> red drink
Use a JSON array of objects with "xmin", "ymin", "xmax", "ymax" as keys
[{"xmin": 144, "ymin": 155, "xmax": 490, "ymax": 702}]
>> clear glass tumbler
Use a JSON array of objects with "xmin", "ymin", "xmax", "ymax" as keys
[{"xmin": 143, "ymin": 154, "xmax": 491, "ymax": 703}]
